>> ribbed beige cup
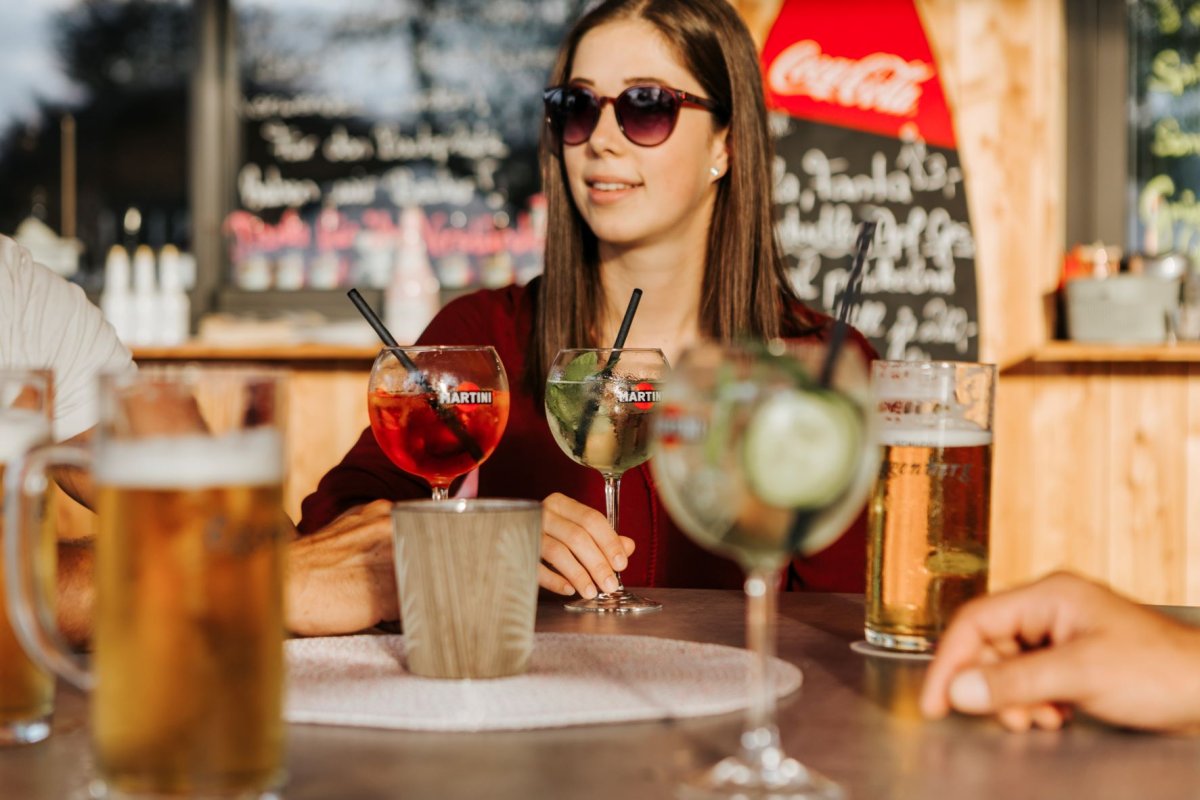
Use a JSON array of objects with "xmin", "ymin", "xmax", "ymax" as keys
[{"xmin": 392, "ymin": 499, "xmax": 542, "ymax": 679}]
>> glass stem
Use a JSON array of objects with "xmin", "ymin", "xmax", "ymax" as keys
[
  {"xmin": 603, "ymin": 474, "xmax": 626, "ymax": 593},
  {"xmin": 742, "ymin": 566, "xmax": 784, "ymax": 773},
  {"xmin": 431, "ymin": 485, "xmax": 450, "ymax": 501}
]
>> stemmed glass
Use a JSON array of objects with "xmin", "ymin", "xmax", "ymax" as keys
[
  {"xmin": 369, "ymin": 345, "xmax": 510, "ymax": 500},
  {"xmin": 650, "ymin": 340, "xmax": 878, "ymax": 799},
  {"xmin": 545, "ymin": 347, "xmax": 667, "ymax": 613}
]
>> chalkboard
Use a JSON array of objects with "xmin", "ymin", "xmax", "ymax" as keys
[
  {"xmin": 772, "ymin": 116, "xmax": 978, "ymax": 361},
  {"xmin": 224, "ymin": 0, "xmax": 588, "ymax": 293},
  {"xmin": 1129, "ymin": 0, "xmax": 1200, "ymax": 260}
]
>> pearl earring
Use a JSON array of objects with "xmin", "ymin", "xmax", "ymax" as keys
[{"xmin": 710, "ymin": 166, "xmax": 720, "ymax": 177}]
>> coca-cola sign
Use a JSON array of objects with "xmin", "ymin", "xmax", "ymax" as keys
[
  {"xmin": 759, "ymin": 0, "xmax": 956, "ymax": 148},
  {"xmin": 767, "ymin": 40, "xmax": 934, "ymax": 119}
]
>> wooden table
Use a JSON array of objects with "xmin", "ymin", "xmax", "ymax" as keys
[{"xmin": 4, "ymin": 589, "xmax": 1200, "ymax": 799}]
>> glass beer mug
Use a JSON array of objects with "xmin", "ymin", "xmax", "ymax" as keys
[
  {"xmin": 5, "ymin": 368, "xmax": 288, "ymax": 798},
  {"xmin": 0, "ymin": 369, "xmax": 54, "ymax": 745}
]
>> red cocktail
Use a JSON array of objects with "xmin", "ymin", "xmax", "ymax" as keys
[{"xmin": 367, "ymin": 346, "xmax": 510, "ymax": 499}]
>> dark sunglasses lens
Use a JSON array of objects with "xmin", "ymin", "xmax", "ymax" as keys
[
  {"xmin": 549, "ymin": 88, "xmax": 599, "ymax": 145},
  {"xmin": 616, "ymin": 87, "xmax": 678, "ymax": 146}
]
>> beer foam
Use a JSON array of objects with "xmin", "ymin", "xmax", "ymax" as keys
[
  {"xmin": 95, "ymin": 428, "xmax": 283, "ymax": 488},
  {"xmin": 879, "ymin": 427, "xmax": 992, "ymax": 448},
  {"xmin": 0, "ymin": 409, "xmax": 52, "ymax": 464}
]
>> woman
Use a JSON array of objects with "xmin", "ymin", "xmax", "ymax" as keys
[{"xmin": 299, "ymin": 0, "xmax": 874, "ymax": 602}]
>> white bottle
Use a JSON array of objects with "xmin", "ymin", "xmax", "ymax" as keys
[
  {"xmin": 131, "ymin": 245, "xmax": 158, "ymax": 346},
  {"xmin": 385, "ymin": 207, "xmax": 440, "ymax": 344},
  {"xmin": 100, "ymin": 245, "xmax": 135, "ymax": 344},
  {"xmin": 157, "ymin": 244, "xmax": 190, "ymax": 346}
]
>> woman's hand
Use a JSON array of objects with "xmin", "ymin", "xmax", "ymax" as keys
[
  {"xmin": 539, "ymin": 492, "xmax": 635, "ymax": 598},
  {"xmin": 920, "ymin": 571, "xmax": 1200, "ymax": 733},
  {"xmin": 285, "ymin": 500, "xmax": 398, "ymax": 636}
]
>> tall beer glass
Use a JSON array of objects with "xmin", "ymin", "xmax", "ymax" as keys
[
  {"xmin": 5, "ymin": 368, "xmax": 287, "ymax": 798},
  {"xmin": 866, "ymin": 360, "xmax": 996, "ymax": 653},
  {"xmin": 0, "ymin": 369, "xmax": 53, "ymax": 745}
]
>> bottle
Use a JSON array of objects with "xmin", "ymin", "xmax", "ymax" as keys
[
  {"xmin": 385, "ymin": 207, "xmax": 441, "ymax": 344},
  {"xmin": 100, "ymin": 245, "xmax": 134, "ymax": 344},
  {"xmin": 131, "ymin": 244, "xmax": 158, "ymax": 346},
  {"xmin": 157, "ymin": 244, "xmax": 190, "ymax": 345}
]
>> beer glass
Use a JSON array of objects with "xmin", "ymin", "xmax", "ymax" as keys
[
  {"xmin": 0, "ymin": 369, "xmax": 53, "ymax": 745},
  {"xmin": 866, "ymin": 360, "xmax": 996, "ymax": 653},
  {"xmin": 6, "ymin": 368, "xmax": 287, "ymax": 798}
]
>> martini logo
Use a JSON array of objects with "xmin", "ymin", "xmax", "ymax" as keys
[
  {"xmin": 655, "ymin": 405, "xmax": 707, "ymax": 447},
  {"xmin": 767, "ymin": 40, "xmax": 934, "ymax": 118},
  {"xmin": 438, "ymin": 381, "xmax": 492, "ymax": 407},
  {"xmin": 617, "ymin": 381, "xmax": 660, "ymax": 410}
]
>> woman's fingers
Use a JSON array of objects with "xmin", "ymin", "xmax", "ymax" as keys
[{"xmin": 541, "ymin": 493, "xmax": 633, "ymax": 595}]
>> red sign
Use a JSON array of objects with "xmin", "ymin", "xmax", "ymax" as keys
[{"xmin": 759, "ymin": 0, "xmax": 957, "ymax": 149}]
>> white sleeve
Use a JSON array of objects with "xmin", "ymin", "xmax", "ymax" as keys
[{"xmin": 0, "ymin": 236, "xmax": 135, "ymax": 441}]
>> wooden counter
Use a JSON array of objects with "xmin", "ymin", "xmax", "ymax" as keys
[
  {"xmin": 993, "ymin": 341, "xmax": 1200, "ymax": 604},
  {"xmin": 130, "ymin": 343, "xmax": 379, "ymax": 525}
]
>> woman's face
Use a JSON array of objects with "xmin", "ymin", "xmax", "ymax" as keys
[{"xmin": 563, "ymin": 18, "xmax": 728, "ymax": 252}]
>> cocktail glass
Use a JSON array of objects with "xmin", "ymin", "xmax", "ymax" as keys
[
  {"xmin": 545, "ymin": 347, "xmax": 667, "ymax": 613},
  {"xmin": 650, "ymin": 340, "xmax": 878, "ymax": 799},
  {"xmin": 368, "ymin": 346, "xmax": 510, "ymax": 500}
]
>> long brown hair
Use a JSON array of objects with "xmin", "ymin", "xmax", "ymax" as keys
[{"xmin": 529, "ymin": 0, "xmax": 817, "ymax": 395}]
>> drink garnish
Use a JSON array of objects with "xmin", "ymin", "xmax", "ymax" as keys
[{"xmin": 570, "ymin": 288, "xmax": 642, "ymax": 458}]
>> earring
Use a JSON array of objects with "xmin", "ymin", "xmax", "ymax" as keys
[{"xmin": 710, "ymin": 166, "xmax": 720, "ymax": 177}]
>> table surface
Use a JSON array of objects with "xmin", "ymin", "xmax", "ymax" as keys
[{"xmin": 4, "ymin": 589, "xmax": 1200, "ymax": 800}]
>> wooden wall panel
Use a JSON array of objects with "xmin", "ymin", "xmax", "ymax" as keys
[{"xmin": 916, "ymin": 0, "xmax": 1065, "ymax": 367}]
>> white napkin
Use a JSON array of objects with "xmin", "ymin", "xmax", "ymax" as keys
[{"xmin": 285, "ymin": 632, "xmax": 802, "ymax": 732}]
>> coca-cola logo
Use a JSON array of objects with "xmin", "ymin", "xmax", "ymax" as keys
[{"xmin": 767, "ymin": 40, "xmax": 934, "ymax": 118}]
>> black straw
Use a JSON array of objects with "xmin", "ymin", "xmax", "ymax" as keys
[
  {"xmin": 818, "ymin": 221, "xmax": 876, "ymax": 387},
  {"xmin": 347, "ymin": 289, "xmax": 483, "ymax": 463},
  {"xmin": 572, "ymin": 288, "xmax": 643, "ymax": 457}
]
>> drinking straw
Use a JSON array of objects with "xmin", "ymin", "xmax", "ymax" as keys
[
  {"xmin": 571, "ymin": 288, "xmax": 642, "ymax": 457},
  {"xmin": 347, "ymin": 289, "xmax": 483, "ymax": 462},
  {"xmin": 788, "ymin": 220, "xmax": 875, "ymax": 552},
  {"xmin": 818, "ymin": 220, "xmax": 876, "ymax": 388}
]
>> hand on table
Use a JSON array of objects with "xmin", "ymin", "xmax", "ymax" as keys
[
  {"xmin": 286, "ymin": 500, "xmax": 398, "ymax": 636},
  {"xmin": 539, "ymin": 492, "xmax": 635, "ymax": 599},
  {"xmin": 920, "ymin": 571, "xmax": 1200, "ymax": 733}
]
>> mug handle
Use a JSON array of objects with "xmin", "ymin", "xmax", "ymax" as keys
[{"xmin": 4, "ymin": 443, "xmax": 93, "ymax": 691}]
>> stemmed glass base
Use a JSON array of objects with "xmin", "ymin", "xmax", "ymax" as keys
[
  {"xmin": 565, "ymin": 589, "xmax": 661, "ymax": 614},
  {"xmin": 679, "ymin": 750, "xmax": 843, "ymax": 799}
]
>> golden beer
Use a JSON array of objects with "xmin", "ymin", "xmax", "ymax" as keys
[
  {"xmin": 866, "ymin": 429, "xmax": 992, "ymax": 652},
  {"xmin": 0, "ymin": 410, "xmax": 54, "ymax": 746},
  {"xmin": 92, "ymin": 433, "xmax": 286, "ymax": 795}
]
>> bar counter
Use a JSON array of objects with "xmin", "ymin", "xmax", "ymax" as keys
[{"xmin": 4, "ymin": 589, "xmax": 1199, "ymax": 799}]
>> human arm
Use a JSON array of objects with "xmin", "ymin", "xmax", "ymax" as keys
[
  {"xmin": 286, "ymin": 501, "xmax": 398, "ymax": 636},
  {"xmin": 919, "ymin": 571, "xmax": 1200, "ymax": 733}
]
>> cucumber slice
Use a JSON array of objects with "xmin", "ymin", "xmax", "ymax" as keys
[{"xmin": 742, "ymin": 387, "xmax": 863, "ymax": 509}]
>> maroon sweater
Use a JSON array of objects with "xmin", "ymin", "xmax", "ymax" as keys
[{"xmin": 298, "ymin": 281, "xmax": 872, "ymax": 592}]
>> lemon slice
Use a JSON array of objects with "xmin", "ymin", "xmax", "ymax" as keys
[{"xmin": 742, "ymin": 387, "xmax": 863, "ymax": 509}]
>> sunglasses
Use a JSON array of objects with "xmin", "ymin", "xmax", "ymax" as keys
[{"xmin": 543, "ymin": 84, "xmax": 722, "ymax": 148}]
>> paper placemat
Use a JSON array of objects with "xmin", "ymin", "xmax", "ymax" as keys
[{"xmin": 285, "ymin": 632, "xmax": 802, "ymax": 732}]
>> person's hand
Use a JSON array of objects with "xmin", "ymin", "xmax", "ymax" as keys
[
  {"xmin": 285, "ymin": 500, "xmax": 398, "ymax": 636},
  {"xmin": 539, "ymin": 493, "xmax": 635, "ymax": 598},
  {"xmin": 920, "ymin": 571, "xmax": 1200, "ymax": 733}
]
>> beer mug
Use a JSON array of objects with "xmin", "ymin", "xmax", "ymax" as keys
[
  {"xmin": 5, "ymin": 368, "xmax": 287, "ymax": 797},
  {"xmin": 0, "ymin": 369, "xmax": 54, "ymax": 745},
  {"xmin": 865, "ymin": 360, "xmax": 996, "ymax": 653}
]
